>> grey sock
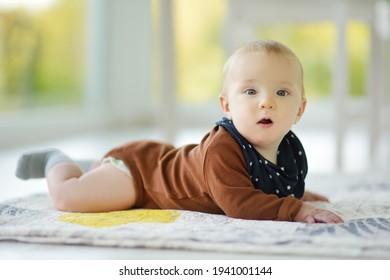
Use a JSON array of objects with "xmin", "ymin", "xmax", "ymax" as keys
[{"xmin": 15, "ymin": 149, "xmax": 73, "ymax": 180}]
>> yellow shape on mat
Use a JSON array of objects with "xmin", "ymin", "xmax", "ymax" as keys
[{"xmin": 57, "ymin": 209, "xmax": 180, "ymax": 228}]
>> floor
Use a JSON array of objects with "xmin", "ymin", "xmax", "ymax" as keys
[
  {"xmin": 0, "ymin": 125, "xmax": 388, "ymax": 259},
  {"xmin": 2, "ymin": 241, "xmax": 327, "ymax": 260}
]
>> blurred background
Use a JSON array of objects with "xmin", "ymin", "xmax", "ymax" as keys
[{"xmin": 0, "ymin": 0, "xmax": 389, "ymax": 200}]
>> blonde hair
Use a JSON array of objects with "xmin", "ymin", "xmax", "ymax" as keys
[{"xmin": 222, "ymin": 40, "xmax": 305, "ymax": 97}]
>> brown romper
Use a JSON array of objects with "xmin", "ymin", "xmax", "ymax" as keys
[{"xmin": 104, "ymin": 126, "xmax": 302, "ymax": 221}]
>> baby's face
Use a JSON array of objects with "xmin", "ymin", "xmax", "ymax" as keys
[{"xmin": 220, "ymin": 51, "xmax": 306, "ymax": 153}]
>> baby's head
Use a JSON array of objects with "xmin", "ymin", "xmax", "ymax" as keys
[
  {"xmin": 221, "ymin": 40, "xmax": 305, "ymax": 98},
  {"xmin": 219, "ymin": 40, "xmax": 307, "ymax": 152}
]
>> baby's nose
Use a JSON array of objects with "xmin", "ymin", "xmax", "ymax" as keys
[{"xmin": 258, "ymin": 95, "xmax": 275, "ymax": 109}]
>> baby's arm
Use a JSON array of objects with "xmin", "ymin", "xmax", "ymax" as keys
[
  {"xmin": 294, "ymin": 202, "xmax": 343, "ymax": 224},
  {"xmin": 302, "ymin": 190, "xmax": 329, "ymax": 202}
]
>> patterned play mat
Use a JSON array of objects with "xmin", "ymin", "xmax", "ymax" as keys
[{"xmin": 1, "ymin": 178, "xmax": 390, "ymax": 259}]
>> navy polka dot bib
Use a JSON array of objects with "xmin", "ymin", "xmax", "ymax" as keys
[{"xmin": 216, "ymin": 118, "xmax": 307, "ymax": 199}]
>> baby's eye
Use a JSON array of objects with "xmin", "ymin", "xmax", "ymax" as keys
[
  {"xmin": 244, "ymin": 89, "xmax": 258, "ymax": 96},
  {"xmin": 276, "ymin": 90, "xmax": 289, "ymax": 97}
]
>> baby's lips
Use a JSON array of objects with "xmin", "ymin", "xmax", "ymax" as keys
[{"xmin": 258, "ymin": 118, "xmax": 273, "ymax": 124}]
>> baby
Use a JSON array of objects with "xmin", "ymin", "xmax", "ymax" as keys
[{"xmin": 16, "ymin": 40, "xmax": 343, "ymax": 224}]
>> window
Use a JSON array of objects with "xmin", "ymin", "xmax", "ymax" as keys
[
  {"xmin": 1, "ymin": 1, "xmax": 153, "ymax": 148},
  {"xmin": 169, "ymin": 0, "xmax": 370, "ymax": 103},
  {"xmin": 259, "ymin": 21, "xmax": 370, "ymax": 98},
  {"xmin": 0, "ymin": 0, "xmax": 86, "ymax": 112},
  {"xmin": 172, "ymin": 0, "xmax": 226, "ymax": 104}
]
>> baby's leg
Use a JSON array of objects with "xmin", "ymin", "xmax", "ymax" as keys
[
  {"xmin": 47, "ymin": 162, "xmax": 136, "ymax": 212},
  {"xmin": 16, "ymin": 149, "xmax": 136, "ymax": 212},
  {"xmin": 16, "ymin": 149, "xmax": 94, "ymax": 179}
]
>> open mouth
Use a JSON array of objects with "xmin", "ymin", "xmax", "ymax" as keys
[{"xmin": 258, "ymin": 118, "xmax": 273, "ymax": 125}]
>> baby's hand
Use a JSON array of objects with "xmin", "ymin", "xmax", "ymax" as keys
[
  {"xmin": 301, "ymin": 209, "xmax": 344, "ymax": 224},
  {"xmin": 294, "ymin": 202, "xmax": 344, "ymax": 224}
]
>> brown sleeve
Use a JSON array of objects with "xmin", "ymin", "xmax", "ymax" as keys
[{"xmin": 203, "ymin": 136, "xmax": 303, "ymax": 221}]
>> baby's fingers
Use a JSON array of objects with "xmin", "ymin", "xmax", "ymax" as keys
[
  {"xmin": 312, "ymin": 210, "xmax": 344, "ymax": 224},
  {"xmin": 303, "ymin": 215, "xmax": 316, "ymax": 224}
]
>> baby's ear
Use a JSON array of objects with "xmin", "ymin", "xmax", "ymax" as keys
[
  {"xmin": 219, "ymin": 94, "xmax": 231, "ymax": 119},
  {"xmin": 294, "ymin": 98, "xmax": 307, "ymax": 124}
]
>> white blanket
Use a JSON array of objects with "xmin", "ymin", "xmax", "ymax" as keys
[{"xmin": 1, "ymin": 176, "xmax": 390, "ymax": 259}]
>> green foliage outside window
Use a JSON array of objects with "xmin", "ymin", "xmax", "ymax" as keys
[{"xmin": 0, "ymin": 0, "xmax": 85, "ymax": 112}]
